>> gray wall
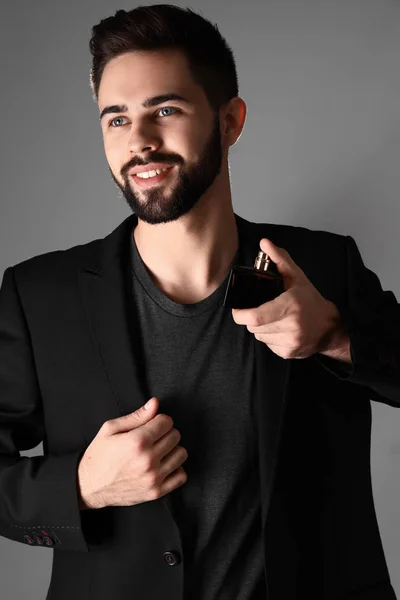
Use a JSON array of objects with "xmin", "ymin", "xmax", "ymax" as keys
[{"xmin": 0, "ymin": 0, "xmax": 399, "ymax": 597}]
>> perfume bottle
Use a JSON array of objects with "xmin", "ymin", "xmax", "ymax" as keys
[{"xmin": 223, "ymin": 251, "xmax": 284, "ymax": 309}]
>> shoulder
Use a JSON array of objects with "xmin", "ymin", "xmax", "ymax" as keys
[
  {"xmin": 5, "ymin": 236, "xmax": 103, "ymax": 291},
  {"xmin": 237, "ymin": 213, "xmax": 347, "ymax": 259}
]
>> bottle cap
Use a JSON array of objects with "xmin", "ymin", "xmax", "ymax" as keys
[{"xmin": 254, "ymin": 251, "xmax": 270, "ymax": 272}]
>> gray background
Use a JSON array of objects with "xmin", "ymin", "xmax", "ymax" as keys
[{"xmin": 1, "ymin": 0, "xmax": 399, "ymax": 597}]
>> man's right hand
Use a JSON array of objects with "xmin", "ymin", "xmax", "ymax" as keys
[{"xmin": 77, "ymin": 397, "xmax": 188, "ymax": 509}]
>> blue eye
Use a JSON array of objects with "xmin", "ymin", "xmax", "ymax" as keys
[
  {"xmin": 109, "ymin": 116, "xmax": 127, "ymax": 128},
  {"xmin": 157, "ymin": 106, "xmax": 178, "ymax": 117},
  {"xmin": 109, "ymin": 106, "xmax": 179, "ymax": 128}
]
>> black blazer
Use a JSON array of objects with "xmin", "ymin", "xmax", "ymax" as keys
[{"xmin": 0, "ymin": 213, "xmax": 398, "ymax": 600}]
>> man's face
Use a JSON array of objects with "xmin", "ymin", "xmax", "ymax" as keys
[{"xmin": 98, "ymin": 49, "xmax": 224, "ymax": 225}]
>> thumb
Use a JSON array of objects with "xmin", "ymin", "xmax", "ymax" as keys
[
  {"xmin": 105, "ymin": 397, "xmax": 159, "ymax": 434},
  {"xmin": 259, "ymin": 238, "xmax": 302, "ymax": 281}
]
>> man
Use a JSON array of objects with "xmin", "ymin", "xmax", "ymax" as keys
[{"xmin": 0, "ymin": 5, "xmax": 398, "ymax": 600}]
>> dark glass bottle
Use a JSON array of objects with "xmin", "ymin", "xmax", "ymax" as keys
[{"xmin": 223, "ymin": 251, "xmax": 284, "ymax": 309}]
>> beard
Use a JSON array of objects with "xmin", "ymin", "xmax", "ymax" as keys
[{"xmin": 108, "ymin": 113, "xmax": 223, "ymax": 225}]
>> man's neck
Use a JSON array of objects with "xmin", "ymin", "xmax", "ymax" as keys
[{"xmin": 133, "ymin": 209, "xmax": 239, "ymax": 304}]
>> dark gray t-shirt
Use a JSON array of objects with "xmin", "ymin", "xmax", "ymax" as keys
[{"xmin": 129, "ymin": 215, "xmax": 267, "ymax": 599}]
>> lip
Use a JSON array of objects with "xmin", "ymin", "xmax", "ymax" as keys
[{"xmin": 130, "ymin": 165, "xmax": 175, "ymax": 188}]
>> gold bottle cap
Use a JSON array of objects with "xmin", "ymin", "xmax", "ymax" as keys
[{"xmin": 254, "ymin": 251, "xmax": 270, "ymax": 271}]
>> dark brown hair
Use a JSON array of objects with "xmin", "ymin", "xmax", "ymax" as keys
[{"xmin": 89, "ymin": 4, "xmax": 239, "ymax": 114}]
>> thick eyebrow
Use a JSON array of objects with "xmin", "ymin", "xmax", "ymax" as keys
[{"xmin": 99, "ymin": 93, "xmax": 191, "ymax": 122}]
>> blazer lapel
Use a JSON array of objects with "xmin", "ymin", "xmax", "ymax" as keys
[
  {"xmin": 78, "ymin": 213, "xmax": 148, "ymax": 419},
  {"xmin": 233, "ymin": 213, "xmax": 293, "ymax": 534},
  {"xmin": 255, "ymin": 342, "xmax": 291, "ymax": 534},
  {"xmin": 78, "ymin": 212, "xmax": 291, "ymax": 529}
]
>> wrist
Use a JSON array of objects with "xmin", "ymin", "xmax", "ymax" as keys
[{"xmin": 77, "ymin": 457, "xmax": 98, "ymax": 510}]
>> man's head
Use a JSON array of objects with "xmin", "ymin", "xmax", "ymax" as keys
[{"xmin": 89, "ymin": 5, "xmax": 246, "ymax": 224}]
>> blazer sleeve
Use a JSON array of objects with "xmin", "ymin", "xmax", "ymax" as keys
[
  {"xmin": 314, "ymin": 234, "xmax": 400, "ymax": 408},
  {"xmin": 0, "ymin": 266, "xmax": 91, "ymax": 552}
]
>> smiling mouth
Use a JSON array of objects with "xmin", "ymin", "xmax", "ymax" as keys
[{"xmin": 130, "ymin": 165, "xmax": 175, "ymax": 187}]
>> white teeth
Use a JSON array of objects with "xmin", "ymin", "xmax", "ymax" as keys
[{"xmin": 136, "ymin": 167, "xmax": 171, "ymax": 179}]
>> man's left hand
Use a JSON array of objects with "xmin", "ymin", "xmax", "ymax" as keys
[{"xmin": 231, "ymin": 238, "xmax": 343, "ymax": 360}]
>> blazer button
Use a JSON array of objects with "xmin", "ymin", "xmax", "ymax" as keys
[
  {"xmin": 41, "ymin": 529, "xmax": 59, "ymax": 545},
  {"xmin": 43, "ymin": 536, "xmax": 54, "ymax": 547},
  {"xmin": 24, "ymin": 535, "xmax": 34, "ymax": 545},
  {"xmin": 31, "ymin": 532, "xmax": 44, "ymax": 545},
  {"xmin": 164, "ymin": 551, "xmax": 181, "ymax": 566}
]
